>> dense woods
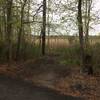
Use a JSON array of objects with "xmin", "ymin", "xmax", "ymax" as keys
[
  {"xmin": 0, "ymin": 0, "xmax": 99, "ymax": 72},
  {"xmin": 0, "ymin": 0, "xmax": 100, "ymax": 99}
]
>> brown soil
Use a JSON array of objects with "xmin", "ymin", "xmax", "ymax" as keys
[{"xmin": 0, "ymin": 54, "xmax": 99, "ymax": 100}]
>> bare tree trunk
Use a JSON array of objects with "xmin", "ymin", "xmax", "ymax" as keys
[
  {"xmin": 78, "ymin": 0, "xmax": 94, "ymax": 75},
  {"xmin": 77, "ymin": 0, "xmax": 84, "ymax": 65},
  {"xmin": 0, "ymin": 15, "xmax": 2, "ymax": 41},
  {"xmin": 6, "ymin": 0, "xmax": 13, "ymax": 65},
  {"xmin": 16, "ymin": 0, "xmax": 27, "ymax": 60},
  {"xmin": 47, "ymin": 0, "xmax": 50, "ymax": 49},
  {"xmin": 42, "ymin": 0, "xmax": 47, "ymax": 55},
  {"xmin": 85, "ymin": 0, "xmax": 92, "ymax": 47},
  {"xmin": 3, "ymin": 7, "xmax": 7, "ymax": 42}
]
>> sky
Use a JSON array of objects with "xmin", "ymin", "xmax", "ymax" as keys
[
  {"xmin": 91, "ymin": 0, "xmax": 100, "ymax": 35},
  {"xmin": 36, "ymin": 0, "xmax": 100, "ymax": 35}
]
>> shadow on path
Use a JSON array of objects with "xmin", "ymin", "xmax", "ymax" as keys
[{"xmin": 0, "ymin": 75, "xmax": 84, "ymax": 100}]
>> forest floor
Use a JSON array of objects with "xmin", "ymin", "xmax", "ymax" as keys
[
  {"xmin": 0, "ymin": 53, "xmax": 100, "ymax": 100},
  {"xmin": 0, "ymin": 75, "xmax": 82, "ymax": 100}
]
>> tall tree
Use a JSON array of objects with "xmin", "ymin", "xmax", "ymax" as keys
[
  {"xmin": 16, "ymin": 0, "xmax": 27, "ymax": 60},
  {"xmin": 47, "ymin": 0, "xmax": 50, "ymax": 47},
  {"xmin": 6, "ymin": 0, "xmax": 13, "ymax": 64},
  {"xmin": 77, "ymin": 0, "xmax": 84, "ymax": 65},
  {"xmin": 42, "ymin": 0, "xmax": 47, "ymax": 55},
  {"xmin": 84, "ymin": 0, "xmax": 92, "ymax": 47},
  {"xmin": 78, "ymin": 0, "xmax": 94, "ymax": 75}
]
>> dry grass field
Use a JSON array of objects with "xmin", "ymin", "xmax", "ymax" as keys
[{"xmin": 29, "ymin": 36, "xmax": 100, "ymax": 48}]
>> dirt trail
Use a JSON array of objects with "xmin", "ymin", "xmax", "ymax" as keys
[{"xmin": 0, "ymin": 75, "xmax": 84, "ymax": 100}]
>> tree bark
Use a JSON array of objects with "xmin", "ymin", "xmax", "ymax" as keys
[
  {"xmin": 6, "ymin": 0, "xmax": 13, "ymax": 65},
  {"xmin": 16, "ymin": 0, "xmax": 27, "ymax": 60},
  {"xmin": 77, "ymin": 0, "xmax": 84, "ymax": 65},
  {"xmin": 85, "ymin": 0, "xmax": 92, "ymax": 47},
  {"xmin": 47, "ymin": 0, "xmax": 50, "ymax": 48},
  {"xmin": 42, "ymin": 0, "xmax": 47, "ymax": 55}
]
